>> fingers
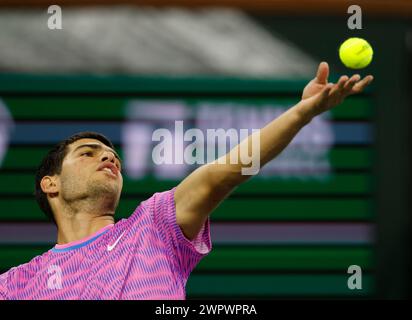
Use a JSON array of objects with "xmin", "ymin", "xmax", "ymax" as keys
[
  {"xmin": 330, "ymin": 75, "xmax": 349, "ymax": 96},
  {"xmin": 310, "ymin": 72, "xmax": 373, "ymax": 113},
  {"xmin": 316, "ymin": 61, "xmax": 329, "ymax": 85},
  {"xmin": 329, "ymin": 74, "xmax": 372, "ymax": 98},
  {"xmin": 350, "ymin": 75, "xmax": 374, "ymax": 94},
  {"xmin": 342, "ymin": 74, "xmax": 361, "ymax": 95},
  {"xmin": 319, "ymin": 83, "xmax": 333, "ymax": 100}
]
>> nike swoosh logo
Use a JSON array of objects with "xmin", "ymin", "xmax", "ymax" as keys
[{"xmin": 107, "ymin": 231, "xmax": 125, "ymax": 251}]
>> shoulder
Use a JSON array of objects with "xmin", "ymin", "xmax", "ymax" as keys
[
  {"xmin": 0, "ymin": 250, "xmax": 51, "ymax": 300},
  {"xmin": 3, "ymin": 250, "xmax": 51, "ymax": 283},
  {"xmin": 0, "ymin": 270, "xmax": 8, "ymax": 298},
  {"xmin": 127, "ymin": 188, "xmax": 176, "ymax": 223}
]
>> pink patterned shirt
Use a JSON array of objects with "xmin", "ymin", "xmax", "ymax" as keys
[{"xmin": 0, "ymin": 188, "xmax": 212, "ymax": 300}]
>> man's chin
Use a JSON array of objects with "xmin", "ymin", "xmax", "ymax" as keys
[{"xmin": 90, "ymin": 179, "xmax": 121, "ymax": 197}]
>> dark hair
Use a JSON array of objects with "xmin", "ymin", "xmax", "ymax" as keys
[{"xmin": 35, "ymin": 132, "xmax": 115, "ymax": 224}]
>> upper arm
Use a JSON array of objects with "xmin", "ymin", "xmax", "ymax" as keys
[
  {"xmin": 147, "ymin": 188, "xmax": 212, "ymax": 280},
  {"xmin": 175, "ymin": 162, "xmax": 241, "ymax": 240}
]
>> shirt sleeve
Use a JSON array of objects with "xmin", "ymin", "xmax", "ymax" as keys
[
  {"xmin": 0, "ymin": 271, "xmax": 8, "ymax": 300},
  {"xmin": 152, "ymin": 187, "xmax": 212, "ymax": 282}
]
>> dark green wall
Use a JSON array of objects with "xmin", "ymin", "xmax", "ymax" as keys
[{"xmin": 249, "ymin": 14, "xmax": 412, "ymax": 299}]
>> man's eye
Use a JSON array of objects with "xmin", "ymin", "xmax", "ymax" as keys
[{"xmin": 81, "ymin": 152, "xmax": 92, "ymax": 156}]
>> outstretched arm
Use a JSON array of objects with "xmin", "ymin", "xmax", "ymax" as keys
[{"xmin": 175, "ymin": 62, "xmax": 373, "ymax": 240}]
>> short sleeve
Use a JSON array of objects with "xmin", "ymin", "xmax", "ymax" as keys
[
  {"xmin": 152, "ymin": 188, "xmax": 212, "ymax": 282},
  {"xmin": 0, "ymin": 271, "xmax": 8, "ymax": 300}
]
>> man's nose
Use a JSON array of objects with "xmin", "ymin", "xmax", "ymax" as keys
[{"xmin": 101, "ymin": 151, "xmax": 116, "ymax": 163}]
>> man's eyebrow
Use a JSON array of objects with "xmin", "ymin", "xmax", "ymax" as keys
[{"xmin": 73, "ymin": 144, "xmax": 122, "ymax": 162}]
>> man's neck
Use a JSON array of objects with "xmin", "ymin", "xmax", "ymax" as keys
[
  {"xmin": 53, "ymin": 193, "xmax": 118, "ymax": 244},
  {"xmin": 56, "ymin": 214, "xmax": 115, "ymax": 245}
]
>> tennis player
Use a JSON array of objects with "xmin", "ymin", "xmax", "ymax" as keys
[{"xmin": 0, "ymin": 62, "xmax": 373, "ymax": 299}]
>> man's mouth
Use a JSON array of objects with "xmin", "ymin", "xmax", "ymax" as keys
[
  {"xmin": 102, "ymin": 167, "xmax": 115, "ymax": 175},
  {"xmin": 98, "ymin": 163, "xmax": 119, "ymax": 177}
]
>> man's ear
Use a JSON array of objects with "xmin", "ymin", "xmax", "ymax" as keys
[{"xmin": 40, "ymin": 176, "xmax": 59, "ymax": 196}]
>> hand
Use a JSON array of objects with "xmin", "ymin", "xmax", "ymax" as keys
[{"xmin": 299, "ymin": 62, "xmax": 373, "ymax": 120}]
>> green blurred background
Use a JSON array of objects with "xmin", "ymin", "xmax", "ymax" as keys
[{"xmin": 0, "ymin": 0, "xmax": 410, "ymax": 299}]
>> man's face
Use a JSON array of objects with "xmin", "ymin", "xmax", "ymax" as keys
[{"xmin": 57, "ymin": 138, "xmax": 123, "ymax": 206}]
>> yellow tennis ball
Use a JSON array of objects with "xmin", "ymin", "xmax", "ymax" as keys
[{"xmin": 339, "ymin": 37, "xmax": 373, "ymax": 69}]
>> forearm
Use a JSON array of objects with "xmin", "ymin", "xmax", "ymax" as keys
[
  {"xmin": 257, "ymin": 100, "xmax": 312, "ymax": 167},
  {"xmin": 209, "ymin": 100, "xmax": 312, "ymax": 187},
  {"xmin": 174, "ymin": 104, "xmax": 311, "ymax": 240}
]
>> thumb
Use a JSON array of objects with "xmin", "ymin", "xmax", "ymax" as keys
[{"xmin": 316, "ymin": 61, "xmax": 329, "ymax": 85}]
